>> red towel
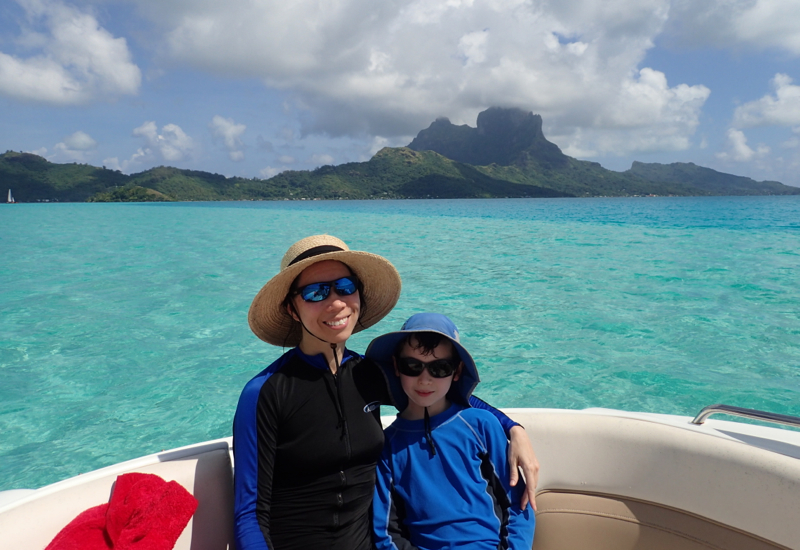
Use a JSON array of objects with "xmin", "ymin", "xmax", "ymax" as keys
[{"xmin": 46, "ymin": 472, "xmax": 198, "ymax": 550}]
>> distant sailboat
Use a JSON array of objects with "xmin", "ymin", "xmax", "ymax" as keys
[{"xmin": 7, "ymin": 189, "xmax": 15, "ymax": 203}]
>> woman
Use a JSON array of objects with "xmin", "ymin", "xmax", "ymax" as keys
[{"xmin": 234, "ymin": 235, "xmax": 538, "ymax": 550}]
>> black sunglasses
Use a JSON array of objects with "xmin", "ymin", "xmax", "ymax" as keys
[
  {"xmin": 293, "ymin": 276, "xmax": 359, "ymax": 302},
  {"xmin": 395, "ymin": 356, "xmax": 460, "ymax": 378}
]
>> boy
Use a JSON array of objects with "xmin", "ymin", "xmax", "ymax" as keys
[{"xmin": 367, "ymin": 313, "xmax": 535, "ymax": 550}]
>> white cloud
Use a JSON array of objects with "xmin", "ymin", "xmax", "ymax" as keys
[
  {"xmin": 369, "ymin": 136, "xmax": 391, "ymax": 156},
  {"xmin": 717, "ymin": 128, "xmax": 770, "ymax": 162},
  {"xmin": 103, "ymin": 157, "xmax": 122, "ymax": 171},
  {"xmin": 732, "ymin": 74, "xmax": 800, "ymax": 128},
  {"xmin": 50, "ymin": 130, "xmax": 97, "ymax": 161},
  {"xmin": 259, "ymin": 166, "xmax": 282, "ymax": 178},
  {"xmin": 0, "ymin": 0, "xmax": 141, "ymax": 104},
  {"xmin": 558, "ymin": 67, "xmax": 710, "ymax": 156},
  {"xmin": 458, "ymin": 30, "xmax": 489, "ymax": 66},
  {"xmin": 667, "ymin": 0, "xmax": 800, "ymax": 54},
  {"xmin": 209, "ymin": 115, "xmax": 246, "ymax": 161},
  {"xmin": 277, "ymin": 155, "xmax": 296, "ymax": 165},
  {"xmin": 109, "ymin": 121, "xmax": 195, "ymax": 172},
  {"xmin": 782, "ymin": 127, "xmax": 800, "ymax": 149},
  {"xmin": 62, "ymin": 130, "xmax": 96, "ymax": 151},
  {"xmin": 309, "ymin": 153, "xmax": 335, "ymax": 166},
  {"xmin": 132, "ymin": 121, "xmax": 195, "ymax": 163},
  {"xmin": 125, "ymin": 0, "xmax": 712, "ymax": 158}
]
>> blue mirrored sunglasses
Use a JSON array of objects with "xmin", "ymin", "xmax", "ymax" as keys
[{"xmin": 293, "ymin": 276, "xmax": 359, "ymax": 302}]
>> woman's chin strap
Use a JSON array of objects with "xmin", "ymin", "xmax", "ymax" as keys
[
  {"xmin": 330, "ymin": 342, "xmax": 341, "ymax": 373},
  {"xmin": 290, "ymin": 301, "xmax": 343, "ymax": 370}
]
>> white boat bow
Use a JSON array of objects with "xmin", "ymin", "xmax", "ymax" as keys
[{"xmin": 1, "ymin": 405, "xmax": 799, "ymax": 549}]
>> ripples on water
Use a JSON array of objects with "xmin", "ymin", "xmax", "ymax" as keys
[{"xmin": 1, "ymin": 196, "xmax": 799, "ymax": 490}]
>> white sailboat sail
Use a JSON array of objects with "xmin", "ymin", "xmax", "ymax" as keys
[{"xmin": 7, "ymin": 189, "xmax": 14, "ymax": 203}]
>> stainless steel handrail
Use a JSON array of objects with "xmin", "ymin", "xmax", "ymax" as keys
[{"xmin": 692, "ymin": 404, "xmax": 800, "ymax": 429}]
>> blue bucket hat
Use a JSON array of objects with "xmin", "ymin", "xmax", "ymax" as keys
[{"xmin": 366, "ymin": 313, "xmax": 480, "ymax": 411}]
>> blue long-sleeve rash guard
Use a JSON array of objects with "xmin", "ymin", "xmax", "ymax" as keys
[
  {"xmin": 373, "ymin": 404, "xmax": 536, "ymax": 550},
  {"xmin": 232, "ymin": 347, "xmax": 520, "ymax": 550}
]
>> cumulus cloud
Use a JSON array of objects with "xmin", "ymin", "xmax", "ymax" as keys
[
  {"xmin": 558, "ymin": 67, "xmax": 710, "ymax": 156},
  {"xmin": 102, "ymin": 156, "xmax": 123, "ymax": 171},
  {"xmin": 717, "ymin": 128, "xmax": 770, "ymax": 162},
  {"xmin": 123, "ymin": 0, "xmax": 711, "ymax": 157},
  {"xmin": 732, "ymin": 74, "xmax": 800, "ymax": 128},
  {"xmin": 259, "ymin": 166, "xmax": 282, "ymax": 178},
  {"xmin": 108, "ymin": 121, "xmax": 195, "ymax": 172},
  {"xmin": 209, "ymin": 115, "xmax": 246, "ymax": 161},
  {"xmin": 309, "ymin": 153, "xmax": 335, "ymax": 166},
  {"xmin": 61, "ymin": 130, "xmax": 96, "ymax": 151},
  {"xmin": 0, "ymin": 0, "xmax": 141, "ymax": 104},
  {"xmin": 132, "ymin": 121, "xmax": 195, "ymax": 162},
  {"xmin": 48, "ymin": 130, "xmax": 97, "ymax": 161},
  {"xmin": 666, "ymin": 0, "xmax": 800, "ymax": 54}
]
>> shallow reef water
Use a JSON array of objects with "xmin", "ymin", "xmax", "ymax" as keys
[{"xmin": 1, "ymin": 195, "xmax": 799, "ymax": 490}]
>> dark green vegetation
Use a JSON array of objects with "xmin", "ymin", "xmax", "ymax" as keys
[
  {"xmin": 3, "ymin": 108, "xmax": 799, "ymax": 202},
  {"xmin": 627, "ymin": 161, "xmax": 794, "ymax": 196}
]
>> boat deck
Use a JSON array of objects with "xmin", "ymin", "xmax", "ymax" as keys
[{"xmin": 2, "ymin": 408, "xmax": 798, "ymax": 549}]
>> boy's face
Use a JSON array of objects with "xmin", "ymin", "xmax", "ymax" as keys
[{"xmin": 395, "ymin": 336, "xmax": 462, "ymax": 420}]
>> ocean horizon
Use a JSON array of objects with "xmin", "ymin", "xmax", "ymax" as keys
[{"xmin": 1, "ymin": 195, "xmax": 799, "ymax": 491}]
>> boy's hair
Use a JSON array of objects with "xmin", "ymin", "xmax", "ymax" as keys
[{"xmin": 393, "ymin": 332, "xmax": 461, "ymax": 362}]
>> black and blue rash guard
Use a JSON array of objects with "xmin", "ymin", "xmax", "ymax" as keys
[{"xmin": 233, "ymin": 347, "xmax": 518, "ymax": 550}]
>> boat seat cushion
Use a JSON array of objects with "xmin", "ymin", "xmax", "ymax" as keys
[
  {"xmin": 532, "ymin": 490, "xmax": 790, "ymax": 550},
  {"xmin": 0, "ymin": 447, "xmax": 234, "ymax": 550}
]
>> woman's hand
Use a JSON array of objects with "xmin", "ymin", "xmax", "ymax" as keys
[{"xmin": 508, "ymin": 426, "xmax": 539, "ymax": 511}]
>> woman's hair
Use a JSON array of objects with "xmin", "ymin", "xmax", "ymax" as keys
[{"xmin": 279, "ymin": 262, "xmax": 367, "ymax": 346}]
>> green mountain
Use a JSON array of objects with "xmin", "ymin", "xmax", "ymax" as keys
[
  {"xmin": 627, "ymin": 161, "xmax": 795, "ymax": 196},
  {"xmin": 1, "ymin": 151, "xmax": 129, "ymax": 202},
  {"xmin": 2, "ymin": 108, "xmax": 799, "ymax": 202},
  {"xmin": 266, "ymin": 147, "xmax": 569, "ymax": 199},
  {"xmin": 408, "ymin": 107, "xmax": 568, "ymax": 169},
  {"xmin": 0, "ymin": 148, "xmax": 570, "ymax": 202},
  {"xmin": 407, "ymin": 107, "xmax": 799, "ymax": 197}
]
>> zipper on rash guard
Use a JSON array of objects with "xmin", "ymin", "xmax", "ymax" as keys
[{"xmin": 334, "ymin": 368, "xmax": 352, "ymax": 459}]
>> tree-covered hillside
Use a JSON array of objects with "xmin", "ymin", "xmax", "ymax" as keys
[
  {"xmin": 627, "ymin": 161, "xmax": 798, "ymax": 196},
  {"xmin": 3, "ymin": 108, "xmax": 799, "ymax": 202}
]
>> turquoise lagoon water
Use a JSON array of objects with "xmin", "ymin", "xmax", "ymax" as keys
[{"xmin": 1, "ymin": 196, "xmax": 799, "ymax": 491}]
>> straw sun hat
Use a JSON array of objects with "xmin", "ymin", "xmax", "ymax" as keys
[{"xmin": 248, "ymin": 235, "xmax": 402, "ymax": 347}]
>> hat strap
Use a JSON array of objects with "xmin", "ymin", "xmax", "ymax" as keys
[
  {"xmin": 288, "ymin": 245, "xmax": 344, "ymax": 266},
  {"xmin": 287, "ymin": 300, "xmax": 344, "ymax": 372},
  {"xmin": 424, "ymin": 407, "xmax": 436, "ymax": 457}
]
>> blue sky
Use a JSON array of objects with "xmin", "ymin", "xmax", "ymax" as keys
[{"xmin": 2, "ymin": 0, "xmax": 800, "ymax": 186}]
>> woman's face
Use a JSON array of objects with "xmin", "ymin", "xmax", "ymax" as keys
[{"xmin": 289, "ymin": 260, "xmax": 361, "ymax": 352}]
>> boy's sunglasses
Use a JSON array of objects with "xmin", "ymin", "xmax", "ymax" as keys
[
  {"xmin": 293, "ymin": 276, "xmax": 359, "ymax": 302},
  {"xmin": 395, "ymin": 356, "xmax": 459, "ymax": 378}
]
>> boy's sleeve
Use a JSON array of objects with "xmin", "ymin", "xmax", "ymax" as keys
[
  {"xmin": 469, "ymin": 395, "xmax": 519, "ymax": 434},
  {"xmin": 373, "ymin": 439, "xmax": 421, "ymax": 550},
  {"xmin": 482, "ymin": 415, "xmax": 536, "ymax": 550}
]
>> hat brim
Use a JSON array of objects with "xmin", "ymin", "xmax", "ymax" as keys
[
  {"xmin": 248, "ymin": 250, "xmax": 401, "ymax": 347},
  {"xmin": 365, "ymin": 328, "xmax": 479, "ymax": 411}
]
